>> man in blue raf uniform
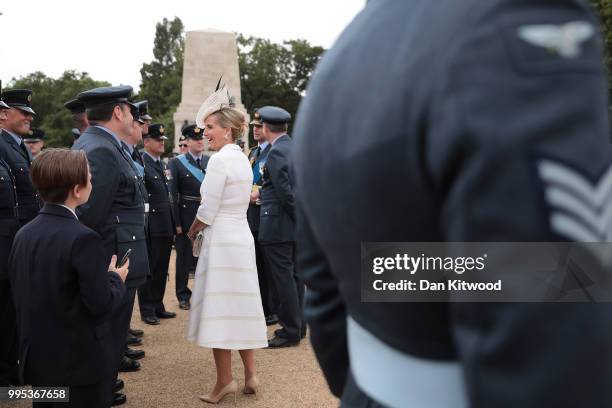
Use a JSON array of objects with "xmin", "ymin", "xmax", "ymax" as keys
[
  {"xmin": 0, "ymin": 88, "xmax": 40, "ymax": 225},
  {"xmin": 0, "ymin": 88, "xmax": 20, "ymax": 386},
  {"xmin": 293, "ymin": 1, "xmax": 612, "ymax": 407},
  {"xmin": 72, "ymin": 85, "xmax": 150, "ymax": 406},
  {"xmin": 168, "ymin": 124, "xmax": 209, "ymax": 310},
  {"xmin": 247, "ymin": 110, "xmax": 277, "ymax": 324},
  {"xmin": 138, "ymin": 124, "xmax": 177, "ymax": 323},
  {"xmin": 119, "ymin": 103, "xmax": 148, "ymax": 362},
  {"xmin": 23, "ymin": 128, "xmax": 45, "ymax": 158},
  {"xmin": 257, "ymin": 106, "xmax": 304, "ymax": 348}
]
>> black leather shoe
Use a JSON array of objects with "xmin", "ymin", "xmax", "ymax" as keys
[
  {"xmin": 129, "ymin": 328, "xmax": 144, "ymax": 337},
  {"xmin": 142, "ymin": 316, "xmax": 160, "ymax": 325},
  {"xmin": 156, "ymin": 310, "xmax": 176, "ymax": 319},
  {"xmin": 111, "ymin": 392, "xmax": 126, "ymax": 406},
  {"xmin": 114, "ymin": 379, "xmax": 124, "ymax": 393},
  {"xmin": 265, "ymin": 314, "xmax": 279, "ymax": 326},
  {"xmin": 125, "ymin": 347, "xmax": 145, "ymax": 360},
  {"xmin": 266, "ymin": 336, "xmax": 300, "ymax": 348},
  {"xmin": 119, "ymin": 356, "xmax": 141, "ymax": 372},
  {"xmin": 126, "ymin": 334, "xmax": 143, "ymax": 346},
  {"xmin": 179, "ymin": 300, "xmax": 190, "ymax": 310}
]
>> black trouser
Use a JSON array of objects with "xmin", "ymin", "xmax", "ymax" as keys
[
  {"xmin": 252, "ymin": 231, "xmax": 275, "ymax": 317},
  {"xmin": 261, "ymin": 242, "xmax": 304, "ymax": 341},
  {"xmin": 174, "ymin": 233, "xmax": 196, "ymax": 302},
  {"xmin": 32, "ymin": 378, "xmax": 114, "ymax": 408},
  {"xmin": 138, "ymin": 236, "xmax": 173, "ymax": 317},
  {"xmin": 112, "ymin": 288, "xmax": 136, "ymax": 375},
  {"xmin": 0, "ymin": 280, "xmax": 17, "ymax": 386}
]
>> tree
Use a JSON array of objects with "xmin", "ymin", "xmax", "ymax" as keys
[
  {"xmin": 7, "ymin": 71, "xmax": 109, "ymax": 147},
  {"xmin": 591, "ymin": 0, "xmax": 612, "ymax": 93},
  {"xmin": 237, "ymin": 34, "xmax": 325, "ymax": 131},
  {"xmin": 138, "ymin": 16, "xmax": 185, "ymax": 153}
]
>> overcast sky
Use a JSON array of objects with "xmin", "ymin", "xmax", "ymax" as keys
[{"xmin": 0, "ymin": 0, "xmax": 365, "ymax": 91}]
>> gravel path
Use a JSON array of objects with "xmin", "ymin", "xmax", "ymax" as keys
[{"xmin": 6, "ymin": 250, "xmax": 337, "ymax": 408}]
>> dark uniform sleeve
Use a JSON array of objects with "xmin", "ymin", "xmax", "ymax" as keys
[
  {"xmin": 427, "ymin": 4, "xmax": 612, "ymax": 406},
  {"xmin": 295, "ymin": 203, "xmax": 349, "ymax": 397},
  {"xmin": 168, "ymin": 158, "xmax": 181, "ymax": 231},
  {"xmin": 266, "ymin": 147, "xmax": 295, "ymax": 220},
  {"xmin": 72, "ymin": 230, "xmax": 125, "ymax": 317},
  {"xmin": 77, "ymin": 147, "xmax": 121, "ymax": 231}
]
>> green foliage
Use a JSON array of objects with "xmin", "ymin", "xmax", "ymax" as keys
[
  {"xmin": 138, "ymin": 17, "xmax": 185, "ymax": 154},
  {"xmin": 592, "ymin": 0, "xmax": 612, "ymax": 93},
  {"xmin": 237, "ymin": 34, "xmax": 325, "ymax": 142},
  {"xmin": 7, "ymin": 71, "xmax": 109, "ymax": 147}
]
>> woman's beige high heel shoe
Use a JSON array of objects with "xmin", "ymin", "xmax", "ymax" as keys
[
  {"xmin": 199, "ymin": 380, "xmax": 238, "ymax": 405},
  {"xmin": 243, "ymin": 376, "xmax": 260, "ymax": 395}
]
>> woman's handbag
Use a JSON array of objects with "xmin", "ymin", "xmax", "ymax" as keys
[{"xmin": 192, "ymin": 231, "xmax": 204, "ymax": 257}]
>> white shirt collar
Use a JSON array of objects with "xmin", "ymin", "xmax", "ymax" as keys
[
  {"xmin": 189, "ymin": 151, "xmax": 203, "ymax": 161},
  {"xmin": 58, "ymin": 204, "xmax": 79, "ymax": 220}
]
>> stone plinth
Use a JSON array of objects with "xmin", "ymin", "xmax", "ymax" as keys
[{"xmin": 173, "ymin": 29, "xmax": 248, "ymax": 152}]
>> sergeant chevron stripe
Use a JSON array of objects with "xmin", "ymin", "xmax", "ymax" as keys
[{"xmin": 538, "ymin": 160, "xmax": 612, "ymax": 242}]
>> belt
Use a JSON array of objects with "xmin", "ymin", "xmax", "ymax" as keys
[
  {"xmin": 0, "ymin": 207, "xmax": 18, "ymax": 218},
  {"xmin": 181, "ymin": 195, "xmax": 201, "ymax": 202}
]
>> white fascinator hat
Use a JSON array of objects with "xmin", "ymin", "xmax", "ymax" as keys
[{"xmin": 195, "ymin": 76, "xmax": 237, "ymax": 128}]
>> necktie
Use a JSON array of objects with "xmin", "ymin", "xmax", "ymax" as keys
[
  {"xmin": 19, "ymin": 141, "xmax": 30, "ymax": 160},
  {"xmin": 196, "ymin": 158, "xmax": 201, "ymax": 169},
  {"xmin": 157, "ymin": 160, "xmax": 163, "ymax": 173}
]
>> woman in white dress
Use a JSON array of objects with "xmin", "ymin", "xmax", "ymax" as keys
[{"xmin": 187, "ymin": 96, "xmax": 268, "ymax": 404}]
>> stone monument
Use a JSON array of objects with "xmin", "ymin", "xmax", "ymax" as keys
[{"xmin": 173, "ymin": 29, "xmax": 248, "ymax": 152}]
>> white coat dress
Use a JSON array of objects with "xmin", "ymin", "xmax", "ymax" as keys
[{"xmin": 187, "ymin": 143, "xmax": 268, "ymax": 350}]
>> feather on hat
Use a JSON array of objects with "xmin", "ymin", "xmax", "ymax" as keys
[{"xmin": 195, "ymin": 76, "xmax": 236, "ymax": 128}]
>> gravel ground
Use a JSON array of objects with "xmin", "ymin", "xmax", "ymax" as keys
[{"xmin": 5, "ymin": 250, "xmax": 337, "ymax": 408}]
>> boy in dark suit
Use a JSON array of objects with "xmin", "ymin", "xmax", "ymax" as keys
[{"xmin": 8, "ymin": 148, "xmax": 129, "ymax": 407}]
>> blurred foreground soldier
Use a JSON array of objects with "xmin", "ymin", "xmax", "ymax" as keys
[
  {"xmin": 257, "ymin": 106, "xmax": 304, "ymax": 348},
  {"xmin": 0, "ymin": 88, "xmax": 40, "ymax": 225},
  {"xmin": 247, "ymin": 110, "xmax": 277, "ymax": 324},
  {"xmin": 23, "ymin": 128, "xmax": 45, "ymax": 158},
  {"xmin": 138, "ymin": 124, "xmax": 177, "ymax": 322},
  {"xmin": 292, "ymin": 1, "xmax": 612, "ymax": 407},
  {"xmin": 168, "ymin": 124, "xmax": 209, "ymax": 310},
  {"xmin": 72, "ymin": 86, "xmax": 150, "ymax": 406},
  {"xmin": 64, "ymin": 98, "xmax": 89, "ymax": 143},
  {"xmin": 9, "ymin": 149, "xmax": 128, "ymax": 408},
  {"xmin": 0, "ymin": 86, "xmax": 20, "ymax": 386}
]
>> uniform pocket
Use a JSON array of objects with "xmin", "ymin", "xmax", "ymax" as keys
[
  {"xmin": 116, "ymin": 225, "xmax": 146, "ymax": 243},
  {"xmin": 261, "ymin": 203, "xmax": 280, "ymax": 217}
]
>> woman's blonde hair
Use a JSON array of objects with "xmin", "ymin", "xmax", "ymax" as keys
[{"xmin": 207, "ymin": 108, "xmax": 246, "ymax": 142}]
